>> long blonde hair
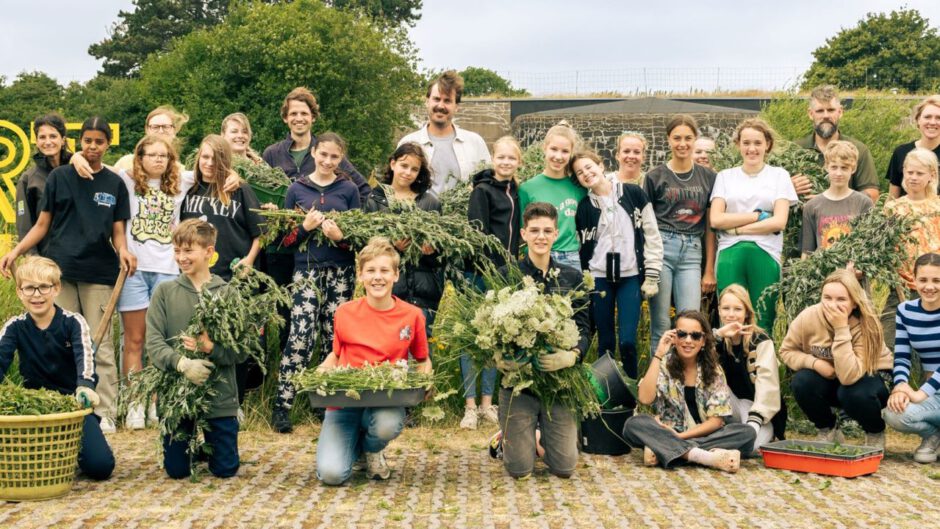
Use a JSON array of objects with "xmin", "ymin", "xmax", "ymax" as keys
[
  {"xmin": 131, "ymin": 134, "xmax": 180, "ymax": 196},
  {"xmin": 821, "ymin": 269, "xmax": 883, "ymax": 374},
  {"xmin": 192, "ymin": 134, "xmax": 233, "ymax": 206},
  {"xmin": 717, "ymin": 284, "xmax": 761, "ymax": 353}
]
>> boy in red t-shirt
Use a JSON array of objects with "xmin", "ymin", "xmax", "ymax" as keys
[{"xmin": 315, "ymin": 237, "xmax": 432, "ymax": 485}]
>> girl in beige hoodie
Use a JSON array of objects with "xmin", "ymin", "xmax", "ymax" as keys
[{"xmin": 779, "ymin": 269, "xmax": 893, "ymax": 448}]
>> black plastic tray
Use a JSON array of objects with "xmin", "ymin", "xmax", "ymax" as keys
[
  {"xmin": 306, "ymin": 388, "xmax": 425, "ymax": 408},
  {"xmin": 760, "ymin": 439, "xmax": 883, "ymax": 460}
]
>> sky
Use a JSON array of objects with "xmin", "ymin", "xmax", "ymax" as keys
[{"xmin": 2, "ymin": 0, "xmax": 940, "ymax": 95}]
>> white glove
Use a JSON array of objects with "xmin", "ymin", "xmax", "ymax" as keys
[
  {"xmin": 177, "ymin": 357, "xmax": 215, "ymax": 385},
  {"xmin": 641, "ymin": 276, "xmax": 659, "ymax": 299},
  {"xmin": 537, "ymin": 349, "xmax": 578, "ymax": 372},
  {"xmin": 75, "ymin": 386, "xmax": 100, "ymax": 408}
]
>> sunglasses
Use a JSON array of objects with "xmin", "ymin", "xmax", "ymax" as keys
[{"xmin": 676, "ymin": 330, "xmax": 705, "ymax": 341}]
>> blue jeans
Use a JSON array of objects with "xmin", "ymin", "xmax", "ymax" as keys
[
  {"xmin": 649, "ymin": 231, "xmax": 702, "ymax": 356},
  {"xmin": 316, "ymin": 407, "xmax": 405, "ymax": 485},
  {"xmin": 592, "ymin": 275, "xmax": 642, "ymax": 378},
  {"xmin": 163, "ymin": 416, "xmax": 240, "ymax": 479},
  {"xmin": 550, "ymin": 250, "xmax": 581, "ymax": 270},
  {"xmin": 884, "ymin": 390, "xmax": 940, "ymax": 437},
  {"xmin": 79, "ymin": 414, "xmax": 115, "ymax": 480},
  {"xmin": 460, "ymin": 354, "xmax": 497, "ymax": 399}
]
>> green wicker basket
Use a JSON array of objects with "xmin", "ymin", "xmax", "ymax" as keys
[{"xmin": 0, "ymin": 408, "xmax": 91, "ymax": 501}]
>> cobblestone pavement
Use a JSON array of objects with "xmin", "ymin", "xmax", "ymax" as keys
[{"xmin": 0, "ymin": 426, "xmax": 933, "ymax": 529}]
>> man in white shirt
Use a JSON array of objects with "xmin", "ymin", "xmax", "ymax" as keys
[{"xmin": 398, "ymin": 70, "xmax": 491, "ymax": 196}]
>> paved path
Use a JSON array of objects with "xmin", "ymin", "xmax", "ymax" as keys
[{"xmin": 0, "ymin": 427, "xmax": 932, "ymax": 528}]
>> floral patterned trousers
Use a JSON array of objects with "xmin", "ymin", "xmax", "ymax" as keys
[{"xmin": 275, "ymin": 265, "xmax": 355, "ymax": 411}]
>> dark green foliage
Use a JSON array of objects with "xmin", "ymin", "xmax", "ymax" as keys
[
  {"xmin": 802, "ymin": 8, "xmax": 940, "ymax": 92},
  {"xmin": 459, "ymin": 67, "xmax": 529, "ymax": 97},
  {"xmin": 0, "ymin": 385, "xmax": 80, "ymax": 415}
]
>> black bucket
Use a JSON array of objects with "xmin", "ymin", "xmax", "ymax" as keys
[
  {"xmin": 580, "ymin": 408, "xmax": 634, "ymax": 455},
  {"xmin": 590, "ymin": 353, "xmax": 636, "ymax": 410}
]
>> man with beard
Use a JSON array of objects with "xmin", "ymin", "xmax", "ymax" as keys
[
  {"xmin": 398, "ymin": 71, "xmax": 491, "ymax": 197},
  {"xmin": 792, "ymin": 85, "xmax": 880, "ymax": 203}
]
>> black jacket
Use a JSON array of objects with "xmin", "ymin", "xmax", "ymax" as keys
[
  {"xmin": 364, "ymin": 186, "xmax": 445, "ymax": 310},
  {"xmin": 261, "ymin": 134, "xmax": 371, "ymax": 204},
  {"xmin": 513, "ymin": 255, "xmax": 591, "ymax": 359},
  {"xmin": 15, "ymin": 150, "xmax": 72, "ymax": 255},
  {"xmin": 467, "ymin": 169, "xmax": 519, "ymax": 268},
  {"xmin": 575, "ymin": 182, "xmax": 663, "ymax": 281}
]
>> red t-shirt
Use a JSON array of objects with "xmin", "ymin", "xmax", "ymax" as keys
[{"xmin": 332, "ymin": 297, "xmax": 429, "ymax": 367}]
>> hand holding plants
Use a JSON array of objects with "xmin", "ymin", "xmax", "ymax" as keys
[{"xmin": 181, "ymin": 331, "xmax": 214, "ymax": 354}]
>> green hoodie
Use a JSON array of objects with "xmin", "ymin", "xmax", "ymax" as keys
[{"xmin": 146, "ymin": 273, "xmax": 245, "ymax": 419}]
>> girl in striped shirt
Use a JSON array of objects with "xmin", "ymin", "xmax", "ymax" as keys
[{"xmin": 886, "ymin": 252, "xmax": 940, "ymax": 462}]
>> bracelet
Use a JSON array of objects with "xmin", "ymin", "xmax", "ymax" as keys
[
  {"xmin": 731, "ymin": 227, "xmax": 738, "ymax": 236},
  {"xmin": 654, "ymin": 354, "xmax": 664, "ymax": 361}
]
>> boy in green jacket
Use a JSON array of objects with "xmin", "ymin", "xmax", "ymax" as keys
[{"xmin": 146, "ymin": 219, "xmax": 246, "ymax": 479}]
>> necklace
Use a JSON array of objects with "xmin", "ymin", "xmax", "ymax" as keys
[{"xmin": 666, "ymin": 162, "xmax": 694, "ymax": 183}]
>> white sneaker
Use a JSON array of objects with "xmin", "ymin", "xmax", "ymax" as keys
[
  {"xmin": 125, "ymin": 404, "xmax": 145, "ymax": 430},
  {"xmin": 914, "ymin": 433, "xmax": 940, "ymax": 463},
  {"xmin": 99, "ymin": 416, "xmax": 117, "ymax": 434},
  {"xmin": 146, "ymin": 402, "xmax": 159, "ymax": 427},
  {"xmin": 480, "ymin": 405, "xmax": 499, "ymax": 425},
  {"xmin": 460, "ymin": 406, "xmax": 479, "ymax": 430},
  {"xmin": 365, "ymin": 450, "xmax": 391, "ymax": 480}
]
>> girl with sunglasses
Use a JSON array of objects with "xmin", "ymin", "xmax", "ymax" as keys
[{"xmin": 622, "ymin": 310, "xmax": 755, "ymax": 473}]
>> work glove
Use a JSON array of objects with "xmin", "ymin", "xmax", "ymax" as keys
[
  {"xmin": 641, "ymin": 276, "xmax": 659, "ymax": 299},
  {"xmin": 536, "ymin": 349, "xmax": 578, "ymax": 372},
  {"xmin": 177, "ymin": 357, "xmax": 215, "ymax": 385},
  {"xmin": 75, "ymin": 386, "xmax": 100, "ymax": 408},
  {"xmin": 495, "ymin": 355, "xmax": 526, "ymax": 373}
]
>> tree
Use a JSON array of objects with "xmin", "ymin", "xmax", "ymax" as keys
[
  {"xmin": 89, "ymin": 0, "xmax": 234, "ymax": 78},
  {"xmin": 328, "ymin": 0, "xmax": 423, "ymax": 26},
  {"xmin": 802, "ymin": 8, "xmax": 940, "ymax": 92},
  {"xmin": 458, "ymin": 67, "xmax": 529, "ymax": 97},
  {"xmin": 0, "ymin": 72, "xmax": 65, "ymax": 127},
  {"xmin": 135, "ymin": 0, "xmax": 420, "ymax": 172}
]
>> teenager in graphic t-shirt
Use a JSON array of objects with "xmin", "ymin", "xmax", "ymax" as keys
[
  {"xmin": 314, "ymin": 237, "xmax": 431, "ymax": 485},
  {"xmin": 0, "ymin": 117, "xmax": 135, "ymax": 432},
  {"xmin": 180, "ymin": 135, "xmax": 262, "ymax": 281},
  {"xmin": 518, "ymin": 122, "xmax": 586, "ymax": 270},
  {"xmin": 643, "ymin": 114, "xmax": 717, "ymax": 357}
]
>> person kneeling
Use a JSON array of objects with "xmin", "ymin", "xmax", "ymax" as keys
[
  {"xmin": 498, "ymin": 202, "xmax": 591, "ymax": 479},
  {"xmin": 622, "ymin": 310, "xmax": 755, "ymax": 473},
  {"xmin": 315, "ymin": 237, "xmax": 431, "ymax": 485},
  {"xmin": 0, "ymin": 256, "xmax": 114, "ymax": 480},
  {"xmin": 147, "ymin": 220, "xmax": 243, "ymax": 480}
]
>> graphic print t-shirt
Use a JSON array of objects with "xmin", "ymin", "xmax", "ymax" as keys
[
  {"xmin": 121, "ymin": 171, "xmax": 195, "ymax": 275},
  {"xmin": 644, "ymin": 164, "xmax": 717, "ymax": 236},
  {"xmin": 39, "ymin": 165, "xmax": 130, "ymax": 285},
  {"xmin": 179, "ymin": 182, "xmax": 262, "ymax": 281},
  {"xmin": 800, "ymin": 191, "xmax": 873, "ymax": 254}
]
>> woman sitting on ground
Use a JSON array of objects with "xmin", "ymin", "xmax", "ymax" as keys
[{"xmin": 622, "ymin": 310, "xmax": 755, "ymax": 473}]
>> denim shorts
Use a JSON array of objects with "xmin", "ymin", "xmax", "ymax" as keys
[{"xmin": 118, "ymin": 271, "xmax": 177, "ymax": 312}]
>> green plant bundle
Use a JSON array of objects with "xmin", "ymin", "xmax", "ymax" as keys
[
  {"xmin": 762, "ymin": 203, "xmax": 915, "ymax": 323},
  {"xmin": 232, "ymin": 156, "xmax": 291, "ymax": 190},
  {"xmin": 255, "ymin": 208, "xmax": 506, "ymax": 269},
  {"xmin": 122, "ymin": 268, "xmax": 292, "ymax": 474},
  {"xmin": 292, "ymin": 360, "xmax": 439, "ymax": 398},
  {"xmin": 0, "ymin": 385, "xmax": 81, "ymax": 416},
  {"xmin": 434, "ymin": 264, "xmax": 601, "ymax": 419},
  {"xmin": 438, "ymin": 185, "xmax": 472, "ymax": 218},
  {"xmin": 786, "ymin": 442, "xmax": 866, "ymax": 457}
]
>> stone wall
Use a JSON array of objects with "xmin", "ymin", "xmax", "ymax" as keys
[{"xmin": 398, "ymin": 100, "xmax": 512, "ymax": 149}]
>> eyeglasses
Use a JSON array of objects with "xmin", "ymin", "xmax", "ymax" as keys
[
  {"xmin": 143, "ymin": 153, "xmax": 170, "ymax": 160},
  {"xmin": 147, "ymin": 124, "xmax": 175, "ymax": 133},
  {"xmin": 676, "ymin": 330, "xmax": 704, "ymax": 341},
  {"xmin": 19, "ymin": 284, "xmax": 54, "ymax": 296}
]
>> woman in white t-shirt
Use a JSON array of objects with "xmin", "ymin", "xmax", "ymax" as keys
[{"xmin": 709, "ymin": 119, "xmax": 797, "ymax": 331}]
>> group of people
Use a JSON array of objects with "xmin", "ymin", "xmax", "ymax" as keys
[{"xmin": 1, "ymin": 70, "xmax": 940, "ymax": 485}]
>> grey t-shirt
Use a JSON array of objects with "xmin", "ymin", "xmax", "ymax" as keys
[
  {"xmin": 643, "ymin": 164, "xmax": 717, "ymax": 236},
  {"xmin": 429, "ymin": 133, "xmax": 461, "ymax": 196},
  {"xmin": 800, "ymin": 190, "xmax": 873, "ymax": 254}
]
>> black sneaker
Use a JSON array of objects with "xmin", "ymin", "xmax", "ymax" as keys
[{"xmin": 272, "ymin": 407, "xmax": 293, "ymax": 434}]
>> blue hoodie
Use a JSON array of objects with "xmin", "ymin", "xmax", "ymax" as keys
[{"xmin": 283, "ymin": 175, "xmax": 360, "ymax": 270}]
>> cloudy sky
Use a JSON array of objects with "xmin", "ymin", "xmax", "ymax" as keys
[{"xmin": 2, "ymin": 1, "xmax": 939, "ymax": 94}]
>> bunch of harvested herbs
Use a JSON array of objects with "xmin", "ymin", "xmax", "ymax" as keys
[
  {"xmin": 434, "ymin": 265, "xmax": 601, "ymax": 419},
  {"xmin": 762, "ymin": 203, "xmax": 915, "ymax": 323},
  {"xmin": 438, "ymin": 184, "xmax": 472, "ymax": 218},
  {"xmin": 0, "ymin": 385, "xmax": 81, "ymax": 415},
  {"xmin": 122, "ymin": 268, "xmax": 292, "ymax": 470},
  {"xmin": 232, "ymin": 157, "xmax": 291, "ymax": 190},
  {"xmin": 786, "ymin": 442, "xmax": 867, "ymax": 457},
  {"xmin": 255, "ymin": 207, "xmax": 506, "ymax": 269},
  {"xmin": 292, "ymin": 360, "xmax": 438, "ymax": 398}
]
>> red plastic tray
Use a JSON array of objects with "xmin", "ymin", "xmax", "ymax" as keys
[{"xmin": 760, "ymin": 440, "xmax": 883, "ymax": 478}]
